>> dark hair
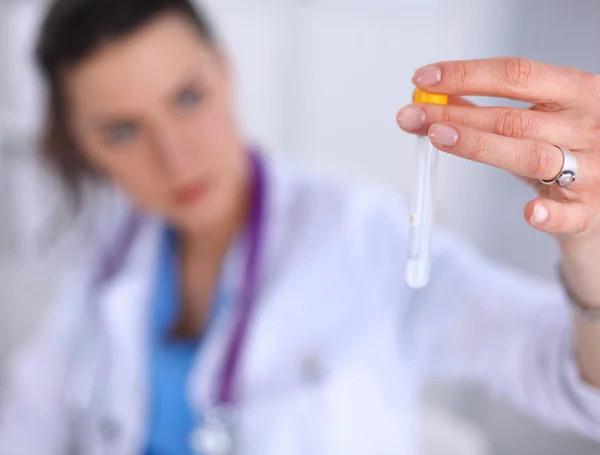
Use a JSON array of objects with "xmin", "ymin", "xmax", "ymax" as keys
[{"xmin": 36, "ymin": 0, "xmax": 216, "ymax": 208}]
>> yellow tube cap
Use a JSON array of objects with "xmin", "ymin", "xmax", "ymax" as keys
[{"xmin": 413, "ymin": 88, "xmax": 448, "ymax": 105}]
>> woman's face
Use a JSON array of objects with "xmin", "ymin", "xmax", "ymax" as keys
[{"xmin": 65, "ymin": 12, "xmax": 246, "ymax": 230}]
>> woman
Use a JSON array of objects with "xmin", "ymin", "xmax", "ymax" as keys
[{"xmin": 1, "ymin": 0, "xmax": 600, "ymax": 454}]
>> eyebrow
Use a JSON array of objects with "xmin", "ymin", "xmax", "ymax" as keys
[{"xmin": 165, "ymin": 64, "xmax": 208, "ymax": 100}]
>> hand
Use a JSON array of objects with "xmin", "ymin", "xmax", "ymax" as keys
[{"xmin": 396, "ymin": 57, "xmax": 600, "ymax": 240}]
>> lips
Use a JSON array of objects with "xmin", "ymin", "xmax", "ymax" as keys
[{"xmin": 173, "ymin": 179, "xmax": 211, "ymax": 205}]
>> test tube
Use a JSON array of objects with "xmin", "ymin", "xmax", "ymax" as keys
[{"xmin": 406, "ymin": 89, "xmax": 448, "ymax": 289}]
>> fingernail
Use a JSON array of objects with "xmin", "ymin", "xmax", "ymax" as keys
[
  {"xmin": 429, "ymin": 124, "xmax": 458, "ymax": 147},
  {"xmin": 397, "ymin": 107, "xmax": 426, "ymax": 131},
  {"xmin": 412, "ymin": 65, "xmax": 442, "ymax": 85},
  {"xmin": 531, "ymin": 204, "xmax": 549, "ymax": 224}
]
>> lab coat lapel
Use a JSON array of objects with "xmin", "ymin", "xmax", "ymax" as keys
[{"xmin": 96, "ymin": 216, "xmax": 162, "ymax": 453}]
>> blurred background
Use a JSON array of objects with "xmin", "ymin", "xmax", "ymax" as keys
[{"xmin": 1, "ymin": 0, "xmax": 600, "ymax": 454}]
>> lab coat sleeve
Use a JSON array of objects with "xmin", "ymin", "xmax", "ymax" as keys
[
  {"xmin": 0, "ymin": 268, "xmax": 83, "ymax": 454},
  {"xmin": 361, "ymin": 190, "xmax": 600, "ymax": 440}
]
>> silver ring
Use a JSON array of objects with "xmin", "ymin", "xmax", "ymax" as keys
[{"xmin": 540, "ymin": 145, "xmax": 577, "ymax": 188}]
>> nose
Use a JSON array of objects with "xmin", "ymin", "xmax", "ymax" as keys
[{"xmin": 152, "ymin": 126, "xmax": 190, "ymax": 176}]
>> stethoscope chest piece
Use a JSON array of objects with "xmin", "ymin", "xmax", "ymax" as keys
[{"xmin": 191, "ymin": 406, "xmax": 239, "ymax": 455}]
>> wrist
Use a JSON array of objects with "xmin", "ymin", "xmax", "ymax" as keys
[
  {"xmin": 558, "ymin": 264, "xmax": 600, "ymax": 321},
  {"xmin": 560, "ymin": 247, "xmax": 600, "ymax": 312},
  {"xmin": 558, "ymin": 235, "xmax": 600, "ymax": 308}
]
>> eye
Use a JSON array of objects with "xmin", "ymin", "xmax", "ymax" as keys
[
  {"xmin": 106, "ymin": 122, "xmax": 137, "ymax": 145},
  {"xmin": 175, "ymin": 87, "xmax": 203, "ymax": 110}
]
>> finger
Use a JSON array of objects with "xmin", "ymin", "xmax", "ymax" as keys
[
  {"xmin": 397, "ymin": 104, "xmax": 588, "ymax": 149},
  {"xmin": 396, "ymin": 95, "xmax": 474, "ymax": 132},
  {"xmin": 447, "ymin": 95, "xmax": 477, "ymax": 107},
  {"xmin": 427, "ymin": 122, "xmax": 590, "ymax": 183},
  {"xmin": 526, "ymin": 199, "xmax": 593, "ymax": 234},
  {"xmin": 412, "ymin": 57, "xmax": 599, "ymax": 106}
]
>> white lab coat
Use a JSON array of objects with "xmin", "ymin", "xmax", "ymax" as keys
[{"xmin": 1, "ymin": 155, "xmax": 600, "ymax": 455}]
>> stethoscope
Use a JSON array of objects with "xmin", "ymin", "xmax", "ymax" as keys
[{"xmin": 66, "ymin": 152, "xmax": 267, "ymax": 455}]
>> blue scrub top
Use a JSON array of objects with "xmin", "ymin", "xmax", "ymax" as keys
[{"xmin": 145, "ymin": 227, "xmax": 225, "ymax": 455}]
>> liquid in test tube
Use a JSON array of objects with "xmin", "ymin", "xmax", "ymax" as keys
[{"xmin": 406, "ymin": 88, "xmax": 448, "ymax": 289}]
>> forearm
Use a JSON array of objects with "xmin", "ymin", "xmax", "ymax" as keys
[
  {"xmin": 573, "ymin": 315, "xmax": 600, "ymax": 388},
  {"xmin": 562, "ymin": 240, "xmax": 600, "ymax": 388}
]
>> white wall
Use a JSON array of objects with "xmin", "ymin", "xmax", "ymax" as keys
[{"xmin": 1, "ymin": 0, "xmax": 599, "ymax": 453}]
